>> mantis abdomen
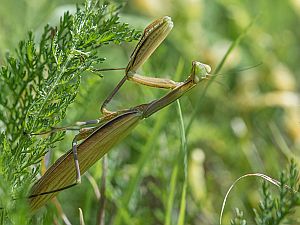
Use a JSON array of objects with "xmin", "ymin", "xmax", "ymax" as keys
[{"xmin": 29, "ymin": 110, "xmax": 142, "ymax": 211}]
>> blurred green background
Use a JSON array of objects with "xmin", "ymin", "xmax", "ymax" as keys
[{"xmin": 1, "ymin": 0, "xmax": 300, "ymax": 224}]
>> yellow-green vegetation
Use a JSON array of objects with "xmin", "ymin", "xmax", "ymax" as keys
[{"xmin": 0, "ymin": 0, "xmax": 300, "ymax": 225}]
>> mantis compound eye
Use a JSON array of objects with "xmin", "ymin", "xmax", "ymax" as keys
[{"xmin": 203, "ymin": 63, "xmax": 212, "ymax": 74}]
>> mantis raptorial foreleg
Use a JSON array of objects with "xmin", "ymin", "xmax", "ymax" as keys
[{"xmin": 101, "ymin": 16, "xmax": 182, "ymax": 114}]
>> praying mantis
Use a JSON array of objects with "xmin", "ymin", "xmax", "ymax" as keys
[{"xmin": 28, "ymin": 16, "xmax": 212, "ymax": 212}]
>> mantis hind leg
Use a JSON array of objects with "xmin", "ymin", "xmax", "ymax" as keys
[
  {"xmin": 28, "ymin": 111, "xmax": 129, "ymax": 197},
  {"xmin": 28, "ymin": 127, "xmax": 97, "ymax": 197},
  {"xmin": 28, "ymin": 117, "xmax": 111, "ymax": 136}
]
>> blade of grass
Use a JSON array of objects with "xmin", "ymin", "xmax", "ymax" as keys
[
  {"xmin": 177, "ymin": 183, "xmax": 187, "ymax": 225},
  {"xmin": 219, "ymin": 173, "xmax": 281, "ymax": 225},
  {"xmin": 0, "ymin": 209, "xmax": 3, "ymax": 225},
  {"xmin": 186, "ymin": 14, "xmax": 261, "ymax": 134},
  {"xmin": 269, "ymin": 122, "xmax": 300, "ymax": 165},
  {"xmin": 106, "ymin": 185, "xmax": 133, "ymax": 225},
  {"xmin": 176, "ymin": 100, "xmax": 188, "ymax": 225},
  {"xmin": 164, "ymin": 59, "xmax": 185, "ymax": 225},
  {"xmin": 97, "ymin": 156, "xmax": 107, "ymax": 225},
  {"xmin": 114, "ymin": 60, "xmax": 185, "ymax": 224},
  {"xmin": 214, "ymin": 15, "xmax": 260, "ymax": 75},
  {"xmin": 113, "ymin": 110, "xmax": 169, "ymax": 224},
  {"xmin": 164, "ymin": 164, "xmax": 178, "ymax": 225},
  {"xmin": 79, "ymin": 208, "xmax": 85, "ymax": 225}
]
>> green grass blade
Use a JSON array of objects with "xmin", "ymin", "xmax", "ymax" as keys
[
  {"xmin": 177, "ymin": 182, "xmax": 187, "ymax": 225},
  {"xmin": 163, "ymin": 58, "xmax": 185, "ymax": 225},
  {"xmin": 186, "ymin": 14, "xmax": 260, "ymax": 134},
  {"xmin": 176, "ymin": 100, "xmax": 188, "ymax": 225},
  {"xmin": 114, "ymin": 60, "xmax": 185, "ymax": 224},
  {"xmin": 113, "ymin": 109, "xmax": 169, "ymax": 225},
  {"xmin": 214, "ymin": 14, "xmax": 260, "ymax": 75},
  {"xmin": 106, "ymin": 185, "xmax": 133, "ymax": 225},
  {"xmin": 164, "ymin": 164, "xmax": 179, "ymax": 225}
]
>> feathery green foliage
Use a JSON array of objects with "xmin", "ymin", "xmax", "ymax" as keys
[
  {"xmin": 0, "ymin": 0, "xmax": 139, "ymax": 223},
  {"xmin": 1, "ymin": 0, "xmax": 299, "ymax": 224},
  {"xmin": 231, "ymin": 161, "xmax": 300, "ymax": 225},
  {"xmin": 231, "ymin": 208, "xmax": 247, "ymax": 225}
]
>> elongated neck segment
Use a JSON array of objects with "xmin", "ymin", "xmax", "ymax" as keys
[{"xmin": 142, "ymin": 61, "xmax": 211, "ymax": 118}]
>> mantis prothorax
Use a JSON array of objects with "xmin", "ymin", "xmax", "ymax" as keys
[{"xmin": 28, "ymin": 16, "xmax": 211, "ymax": 212}]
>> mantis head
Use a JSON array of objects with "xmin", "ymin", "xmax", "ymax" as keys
[{"xmin": 190, "ymin": 61, "xmax": 211, "ymax": 83}]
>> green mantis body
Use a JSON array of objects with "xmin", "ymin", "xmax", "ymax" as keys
[{"xmin": 29, "ymin": 16, "xmax": 211, "ymax": 211}]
